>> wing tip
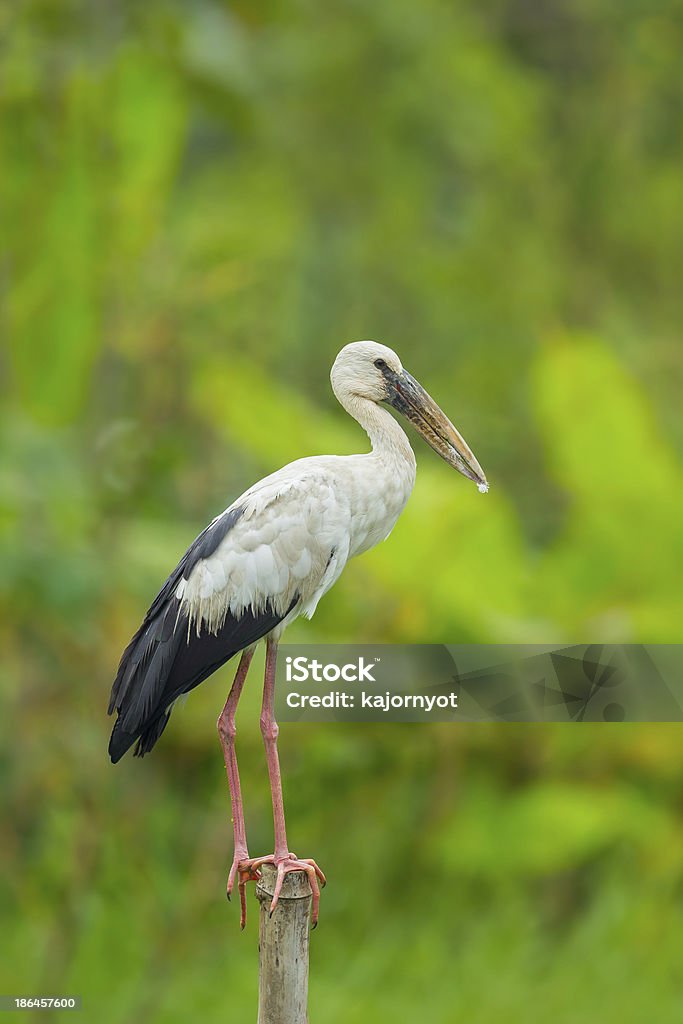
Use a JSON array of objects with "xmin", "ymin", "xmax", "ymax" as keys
[{"xmin": 108, "ymin": 719, "xmax": 137, "ymax": 763}]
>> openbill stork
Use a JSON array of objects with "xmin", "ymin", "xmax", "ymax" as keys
[{"xmin": 108, "ymin": 341, "xmax": 488, "ymax": 927}]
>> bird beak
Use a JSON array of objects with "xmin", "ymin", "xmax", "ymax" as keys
[{"xmin": 386, "ymin": 370, "xmax": 489, "ymax": 492}]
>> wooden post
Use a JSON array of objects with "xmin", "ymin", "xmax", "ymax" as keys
[{"xmin": 255, "ymin": 865, "xmax": 312, "ymax": 1024}]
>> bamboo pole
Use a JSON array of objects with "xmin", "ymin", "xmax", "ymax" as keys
[{"xmin": 255, "ymin": 864, "xmax": 312, "ymax": 1024}]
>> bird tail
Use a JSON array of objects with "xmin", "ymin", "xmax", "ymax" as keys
[
  {"xmin": 108, "ymin": 602, "xmax": 186, "ymax": 763},
  {"xmin": 108, "ymin": 710, "xmax": 171, "ymax": 763}
]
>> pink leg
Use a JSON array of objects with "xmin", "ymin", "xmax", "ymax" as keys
[
  {"xmin": 217, "ymin": 647, "xmax": 259, "ymax": 928},
  {"xmin": 247, "ymin": 637, "xmax": 326, "ymax": 926},
  {"xmin": 261, "ymin": 637, "xmax": 290, "ymax": 860}
]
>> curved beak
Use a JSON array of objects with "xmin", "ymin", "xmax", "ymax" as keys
[{"xmin": 384, "ymin": 369, "xmax": 489, "ymax": 492}]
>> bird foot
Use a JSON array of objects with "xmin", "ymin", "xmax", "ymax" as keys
[
  {"xmin": 246, "ymin": 852, "xmax": 327, "ymax": 928},
  {"xmin": 227, "ymin": 852, "xmax": 326, "ymax": 929}
]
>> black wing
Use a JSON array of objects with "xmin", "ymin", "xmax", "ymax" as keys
[{"xmin": 108, "ymin": 506, "xmax": 296, "ymax": 763}]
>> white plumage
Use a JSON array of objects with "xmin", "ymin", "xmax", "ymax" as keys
[
  {"xmin": 178, "ymin": 454, "xmax": 411, "ymax": 632},
  {"xmin": 176, "ymin": 345, "xmax": 419, "ymax": 635}
]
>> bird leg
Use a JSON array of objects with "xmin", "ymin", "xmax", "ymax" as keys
[
  {"xmin": 217, "ymin": 646, "xmax": 261, "ymax": 928},
  {"xmin": 243, "ymin": 636, "xmax": 326, "ymax": 927}
]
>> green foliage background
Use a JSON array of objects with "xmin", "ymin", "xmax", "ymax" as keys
[{"xmin": 2, "ymin": 3, "xmax": 683, "ymax": 1021}]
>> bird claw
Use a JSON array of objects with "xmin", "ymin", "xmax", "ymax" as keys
[
  {"xmin": 226, "ymin": 855, "xmax": 263, "ymax": 929},
  {"xmin": 247, "ymin": 853, "xmax": 327, "ymax": 928}
]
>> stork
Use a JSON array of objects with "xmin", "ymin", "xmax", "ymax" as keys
[{"xmin": 108, "ymin": 341, "xmax": 488, "ymax": 927}]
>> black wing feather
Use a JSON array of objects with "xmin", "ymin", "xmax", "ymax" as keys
[{"xmin": 108, "ymin": 506, "xmax": 297, "ymax": 763}]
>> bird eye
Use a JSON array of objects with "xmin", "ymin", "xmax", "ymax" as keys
[{"xmin": 374, "ymin": 358, "xmax": 387, "ymax": 370}]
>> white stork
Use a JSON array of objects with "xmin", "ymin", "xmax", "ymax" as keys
[{"xmin": 108, "ymin": 340, "xmax": 488, "ymax": 927}]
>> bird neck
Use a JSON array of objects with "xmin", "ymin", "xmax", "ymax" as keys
[{"xmin": 340, "ymin": 394, "xmax": 417, "ymax": 474}]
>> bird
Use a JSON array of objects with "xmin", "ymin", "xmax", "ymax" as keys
[{"xmin": 108, "ymin": 340, "xmax": 488, "ymax": 928}]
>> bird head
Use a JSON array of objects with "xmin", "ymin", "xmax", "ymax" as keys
[{"xmin": 331, "ymin": 340, "xmax": 489, "ymax": 492}]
